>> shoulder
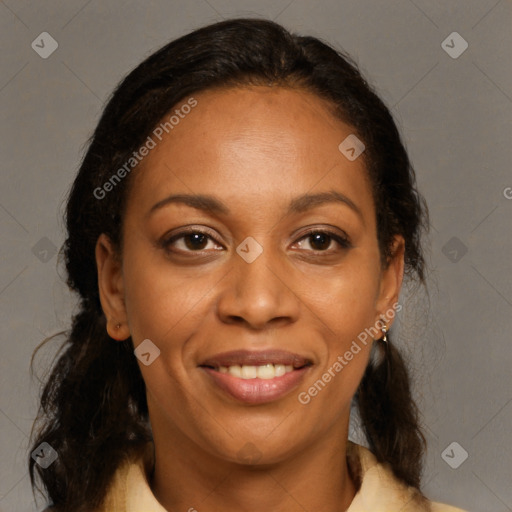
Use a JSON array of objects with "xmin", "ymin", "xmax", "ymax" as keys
[
  {"xmin": 97, "ymin": 442, "xmax": 160, "ymax": 512},
  {"xmin": 347, "ymin": 442, "xmax": 468, "ymax": 512}
]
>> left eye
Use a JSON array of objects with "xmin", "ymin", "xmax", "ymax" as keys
[{"xmin": 294, "ymin": 230, "xmax": 351, "ymax": 252}]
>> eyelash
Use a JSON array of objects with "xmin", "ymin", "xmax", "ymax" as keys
[{"xmin": 161, "ymin": 227, "xmax": 352, "ymax": 255}]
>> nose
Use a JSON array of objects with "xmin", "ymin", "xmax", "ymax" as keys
[{"xmin": 216, "ymin": 245, "xmax": 301, "ymax": 331}]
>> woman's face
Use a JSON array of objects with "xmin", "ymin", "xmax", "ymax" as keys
[{"xmin": 97, "ymin": 86, "xmax": 404, "ymax": 465}]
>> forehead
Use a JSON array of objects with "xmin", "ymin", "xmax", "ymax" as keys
[{"xmin": 127, "ymin": 86, "xmax": 374, "ymax": 221}]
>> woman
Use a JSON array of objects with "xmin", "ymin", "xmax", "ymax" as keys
[{"xmin": 29, "ymin": 18, "xmax": 467, "ymax": 512}]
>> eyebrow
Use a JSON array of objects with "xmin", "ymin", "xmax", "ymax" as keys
[{"xmin": 148, "ymin": 190, "xmax": 363, "ymax": 220}]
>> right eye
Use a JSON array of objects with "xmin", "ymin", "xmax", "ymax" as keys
[{"xmin": 161, "ymin": 228, "xmax": 224, "ymax": 255}]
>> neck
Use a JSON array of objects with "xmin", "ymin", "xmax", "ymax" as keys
[{"xmin": 149, "ymin": 415, "xmax": 357, "ymax": 512}]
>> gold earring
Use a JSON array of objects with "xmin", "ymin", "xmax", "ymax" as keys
[{"xmin": 381, "ymin": 324, "xmax": 388, "ymax": 343}]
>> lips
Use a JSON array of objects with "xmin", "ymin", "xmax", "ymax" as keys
[
  {"xmin": 199, "ymin": 349, "xmax": 313, "ymax": 405},
  {"xmin": 200, "ymin": 349, "xmax": 313, "ymax": 369}
]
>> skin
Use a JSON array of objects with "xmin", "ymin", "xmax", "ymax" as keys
[{"xmin": 96, "ymin": 86, "xmax": 404, "ymax": 512}]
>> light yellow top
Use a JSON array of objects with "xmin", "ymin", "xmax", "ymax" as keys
[{"xmin": 98, "ymin": 441, "xmax": 467, "ymax": 512}]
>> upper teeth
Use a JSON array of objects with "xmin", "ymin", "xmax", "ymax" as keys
[{"xmin": 218, "ymin": 364, "xmax": 294, "ymax": 380}]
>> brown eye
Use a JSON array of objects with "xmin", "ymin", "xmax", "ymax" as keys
[
  {"xmin": 183, "ymin": 232, "xmax": 208, "ymax": 250},
  {"xmin": 162, "ymin": 228, "xmax": 223, "ymax": 254},
  {"xmin": 308, "ymin": 232, "xmax": 332, "ymax": 251},
  {"xmin": 294, "ymin": 229, "xmax": 352, "ymax": 253}
]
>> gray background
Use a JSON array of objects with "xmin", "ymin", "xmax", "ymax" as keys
[{"xmin": 0, "ymin": 1, "xmax": 511, "ymax": 511}]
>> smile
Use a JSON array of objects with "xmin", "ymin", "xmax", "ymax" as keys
[{"xmin": 199, "ymin": 349, "xmax": 313, "ymax": 404}]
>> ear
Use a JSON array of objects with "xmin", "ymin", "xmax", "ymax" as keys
[
  {"xmin": 375, "ymin": 235, "xmax": 405, "ymax": 328},
  {"xmin": 95, "ymin": 233, "xmax": 130, "ymax": 341}
]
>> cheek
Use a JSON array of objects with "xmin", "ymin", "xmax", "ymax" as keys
[
  {"xmin": 308, "ymin": 255, "xmax": 381, "ymax": 336},
  {"xmin": 122, "ymin": 253, "xmax": 216, "ymax": 357},
  {"xmin": 300, "ymin": 256, "xmax": 379, "ymax": 402},
  {"xmin": 126, "ymin": 267, "xmax": 201, "ymax": 340},
  {"xmin": 297, "ymin": 281, "xmax": 375, "ymax": 419}
]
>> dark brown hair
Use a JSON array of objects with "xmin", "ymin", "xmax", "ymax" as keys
[{"xmin": 29, "ymin": 18, "xmax": 429, "ymax": 511}]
